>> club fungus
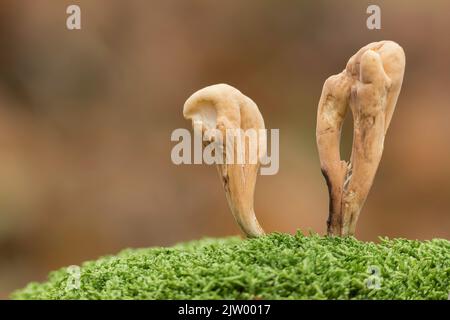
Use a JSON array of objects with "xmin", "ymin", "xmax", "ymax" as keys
[
  {"xmin": 183, "ymin": 84, "xmax": 266, "ymax": 237},
  {"xmin": 317, "ymin": 41, "xmax": 406, "ymax": 236}
]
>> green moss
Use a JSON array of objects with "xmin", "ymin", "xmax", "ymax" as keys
[{"xmin": 12, "ymin": 232, "xmax": 450, "ymax": 300}]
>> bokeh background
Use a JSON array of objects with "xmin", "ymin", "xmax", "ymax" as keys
[{"xmin": 0, "ymin": 0, "xmax": 449, "ymax": 297}]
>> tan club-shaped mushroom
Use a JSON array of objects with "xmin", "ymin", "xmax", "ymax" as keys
[
  {"xmin": 317, "ymin": 41, "xmax": 406, "ymax": 236},
  {"xmin": 183, "ymin": 84, "xmax": 266, "ymax": 237}
]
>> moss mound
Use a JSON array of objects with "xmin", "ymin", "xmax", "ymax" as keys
[{"xmin": 12, "ymin": 232, "xmax": 450, "ymax": 300}]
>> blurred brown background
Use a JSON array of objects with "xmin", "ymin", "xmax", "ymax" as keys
[{"xmin": 0, "ymin": 0, "xmax": 449, "ymax": 297}]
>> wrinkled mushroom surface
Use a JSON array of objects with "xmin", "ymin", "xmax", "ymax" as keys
[{"xmin": 317, "ymin": 41, "xmax": 405, "ymax": 236}]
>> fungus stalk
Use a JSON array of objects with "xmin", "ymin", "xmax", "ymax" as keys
[
  {"xmin": 317, "ymin": 41, "xmax": 405, "ymax": 236},
  {"xmin": 183, "ymin": 84, "xmax": 266, "ymax": 237}
]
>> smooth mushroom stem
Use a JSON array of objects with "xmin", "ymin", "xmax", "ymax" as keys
[
  {"xmin": 217, "ymin": 163, "xmax": 264, "ymax": 237},
  {"xmin": 183, "ymin": 84, "xmax": 266, "ymax": 238},
  {"xmin": 317, "ymin": 41, "xmax": 405, "ymax": 237}
]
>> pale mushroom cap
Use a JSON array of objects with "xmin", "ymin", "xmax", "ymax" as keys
[
  {"xmin": 183, "ymin": 83, "xmax": 266, "ymax": 158},
  {"xmin": 346, "ymin": 40, "xmax": 405, "ymax": 133},
  {"xmin": 183, "ymin": 83, "xmax": 265, "ymax": 132},
  {"xmin": 346, "ymin": 40, "xmax": 405, "ymax": 79}
]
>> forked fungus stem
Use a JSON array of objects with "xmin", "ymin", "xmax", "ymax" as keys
[{"xmin": 317, "ymin": 41, "xmax": 405, "ymax": 236}]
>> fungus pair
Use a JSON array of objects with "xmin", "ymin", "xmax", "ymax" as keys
[{"xmin": 183, "ymin": 41, "xmax": 405, "ymax": 238}]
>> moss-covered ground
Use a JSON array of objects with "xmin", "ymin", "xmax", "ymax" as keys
[{"xmin": 13, "ymin": 232, "xmax": 450, "ymax": 300}]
